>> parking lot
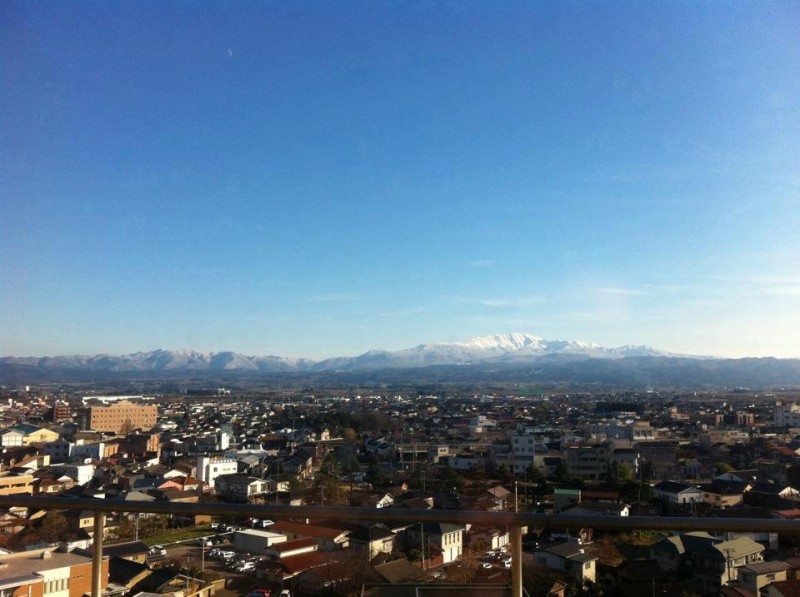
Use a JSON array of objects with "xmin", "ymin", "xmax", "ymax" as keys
[{"xmin": 159, "ymin": 524, "xmax": 280, "ymax": 595}]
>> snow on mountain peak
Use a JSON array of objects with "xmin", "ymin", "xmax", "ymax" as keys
[{"xmin": 456, "ymin": 333, "xmax": 544, "ymax": 351}]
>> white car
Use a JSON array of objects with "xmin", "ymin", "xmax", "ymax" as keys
[{"xmin": 235, "ymin": 561, "xmax": 255, "ymax": 573}]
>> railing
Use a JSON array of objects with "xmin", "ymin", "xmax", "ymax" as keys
[{"xmin": 1, "ymin": 495, "xmax": 799, "ymax": 597}]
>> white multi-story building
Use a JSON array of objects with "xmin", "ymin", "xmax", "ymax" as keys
[
  {"xmin": 197, "ymin": 455, "xmax": 238, "ymax": 488},
  {"xmin": 44, "ymin": 439, "xmax": 109, "ymax": 461},
  {"xmin": 49, "ymin": 463, "xmax": 95, "ymax": 486}
]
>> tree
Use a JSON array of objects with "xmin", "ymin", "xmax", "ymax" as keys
[
  {"xmin": 340, "ymin": 454, "xmax": 361, "ymax": 476},
  {"xmin": 554, "ymin": 460, "xmax": 570, "ymax": 484},
  {"xmin": 497, "ymin": 464, "xmax": 513, "ymax": 484},
  {"xmin": 367, "ymin": 462, "xmax": 387, "ymax": 486},
  {"xmin": 320, "ymin": 453, "xmax": 342, "ymax": 479},
  {"xmin": 37, "ymin": 512, "xmax": 70, "ymax": 543},
  {"xmin": 523, "ymin": 563, "xmax": 564, "ymax": 597},
  {"xmin": 436, "ymin": 463, "xmax": 465, "ymax": 492},
  {"xmin": 716, "ymin": 461, "xmax": 735, "ymax": 474},
  {"xmin": 616, "ymin": 463, "xmax": 635, "ymax": 484},
  {"xmin": 119, "ymin": 418, "xmax": 135, "ymax": 436},
  {"xmin": 525, "ymin": 463, "xmax": 545, "ymax": 485}
]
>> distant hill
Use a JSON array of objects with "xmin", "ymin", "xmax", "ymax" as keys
[{"xmin": 2, "ymin": 333, "xmax": 799, "ymax": 389}]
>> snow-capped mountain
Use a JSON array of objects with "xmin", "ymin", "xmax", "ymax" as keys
[
  {"xmin": 0, "ymin": 333, "xmax": 691, "ymax": 374},
  {"xmin": 310, "ymin": 333, "xmax": 675, "ymax": 370},
  {"xmin": 0, "ymin": 349, "xmax": 312, "ymax": 373},
  {"xmin": 3, "ymin": 334, "xmax": 800, "ymax": 388}
]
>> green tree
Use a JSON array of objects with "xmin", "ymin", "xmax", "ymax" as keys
[
  {"xmin": 525, "ymin": 463, "xmax": 545, "ymax": 485},
  {"xmin": 437, "ymin": 463, "xmax": 465, "ymax": 492},
  {"xmin": 716, "ymin": 461, "xmax": 735, "ymax": 474},
  {"xmin": 367, "ymin": 462, "xmax": 388, "ymax": 486},
  {"xmin": 320, "ymin": 453, "xmax": 342, "ymax": 479},
  {"xmin": 341, "ymin": 454, "xmax": 361, "ymax": 476},
  {"xmin": 553, "ymin": 460, "xmax": 569, "ymax": 483},
  {"xmin": 497, "ymin": 464, "xmax": 513, "ymax": 484}
]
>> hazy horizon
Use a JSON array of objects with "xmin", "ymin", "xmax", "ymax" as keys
[{"xmin": 2, "ymin": 3, "xmax": 799, "ymax": 360}]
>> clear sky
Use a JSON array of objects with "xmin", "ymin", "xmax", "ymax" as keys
[{"xmin": 2, "ymin": 2, "xmax": 799, "ymax": 359}]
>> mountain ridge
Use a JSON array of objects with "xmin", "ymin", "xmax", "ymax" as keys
[
  {"xmin": 0, "ymin": 333, "xmax": 689, "ymax": 372},
  {"xmin": 4, "ymin": 333, "xmax": 799, "ymax": 389}
]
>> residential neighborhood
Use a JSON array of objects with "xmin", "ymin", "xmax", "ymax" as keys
[{"xmin": 2, "ymin": 387, "xmax": 800, "ymax": 596}]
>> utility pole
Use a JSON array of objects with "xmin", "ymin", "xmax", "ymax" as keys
[
  {"xmin": 725, "ymin": 547, "xmax": 734, "ymax": 586},
  {"xmin": 420, "ymin": 523, "xmax": 425, "ymax": 570}
]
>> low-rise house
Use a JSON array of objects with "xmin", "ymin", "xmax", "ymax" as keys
[
  {"xmin": 701, "ymin": 481, "xmax": 750, "ymax": 509},
  {"xmin": 214, "ymin": 473, "xmax": 267, "ymax": 502},
  {"xmin": 64, "ymin": 509, "xmax": 96, "ymax": 533},
  {"xmin": 467, "ymin": 526, "xmax": 510, "ymax": 552},
  {"xmin": 654, "ymin": 480, "xmax": 704, "ymax": 505},
  {"xmin": 737, "ymin": 561, "xmax": 792, "ymax": 595},
  {"xmin": 407, "ymin": 522, "xmax": 465, "ymax": 564},
  {"xmin": 34, "ymin": 475, "xmax": 74, "ymax": 495},
  {"xmin": 486, "ymin": 485, "xmax": 511, "ymax": 510},
  {"xmin": 533, "ymin": 541, "xmax": 598, "ymax": 583},
  {"xmin": 744, "ymin": 482, "xmax": 800, "ymax": 509},
  {"xmin": 0, "ymin": 424, "xmax": 59, "ymax": 446},
  {"xmin": 650, "ymin": 532, "xmax": 764, "ymax": 593},
  {"xmin": 104, "ymin": 540, "xmax": 150, "ymax": 564},
  {"xmin": 346, "ymin": 523, "xmax": 396, "ymax": 560},
  {"xmin": 764, "ymin": 579, "xmax": 800, "ymax": 597},
  {"xmin": 108, "ymin": 556, "xmax": 152, "ymax": 593}
]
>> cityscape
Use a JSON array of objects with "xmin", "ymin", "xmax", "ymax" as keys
[
  {"xmin": 2, "ymin": 366, "xmax": 800, "ymax": 596},
  {"xmin": 2, "ymin": 2, "xmax": 799, "ymax": 597}
]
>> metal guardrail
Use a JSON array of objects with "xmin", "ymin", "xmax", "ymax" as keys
[
  {"xmin": 2, "ymin": 495, "xmax": 799, "ymax": 533},
  {"xmin": 1, "ymin": 495, "xmax": 799, "ymax": 597}
]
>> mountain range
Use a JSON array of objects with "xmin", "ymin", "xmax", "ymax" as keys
[
  {"xmin": 2, "ymin": 333, "xmax": 799, "ymax": 389},
  {"xmin": 0, "ymin": 333, "xmax": 676, "ymax": 373}
]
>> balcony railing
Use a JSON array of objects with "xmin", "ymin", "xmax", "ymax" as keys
[{"xmin": 1, "ymin": 495, "xmax": 799, "ymax": 597}]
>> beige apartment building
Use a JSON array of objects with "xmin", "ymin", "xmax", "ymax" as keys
[{"xmin": 89, "ymin": 401, "xmax": 157, "ymax": 433}]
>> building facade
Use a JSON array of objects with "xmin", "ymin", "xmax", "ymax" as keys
[{"xmin": 89, "ymin": 402, "xmax": 157, "ymax": 434}]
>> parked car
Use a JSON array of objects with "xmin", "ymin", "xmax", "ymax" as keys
[
  {"xmin": 198, "ymin": 537, "xmax": 213, "ymax": 547},
  {"xmin": 149, "ymin": 545, "xmax": 166, "ymax": 556},
  {"xmin": 235, "ymin": 561, "xmax": 256, "ymax": 573}
]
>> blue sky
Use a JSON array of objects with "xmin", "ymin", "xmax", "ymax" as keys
[{"xmin": 2, "ymin": 2, "xmax": 799, "ymax": 359}]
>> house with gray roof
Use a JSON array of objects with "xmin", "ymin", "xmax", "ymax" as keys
[{"xmin": 532, "ymin": 541, "xmax": 598, "ymax": 583}]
